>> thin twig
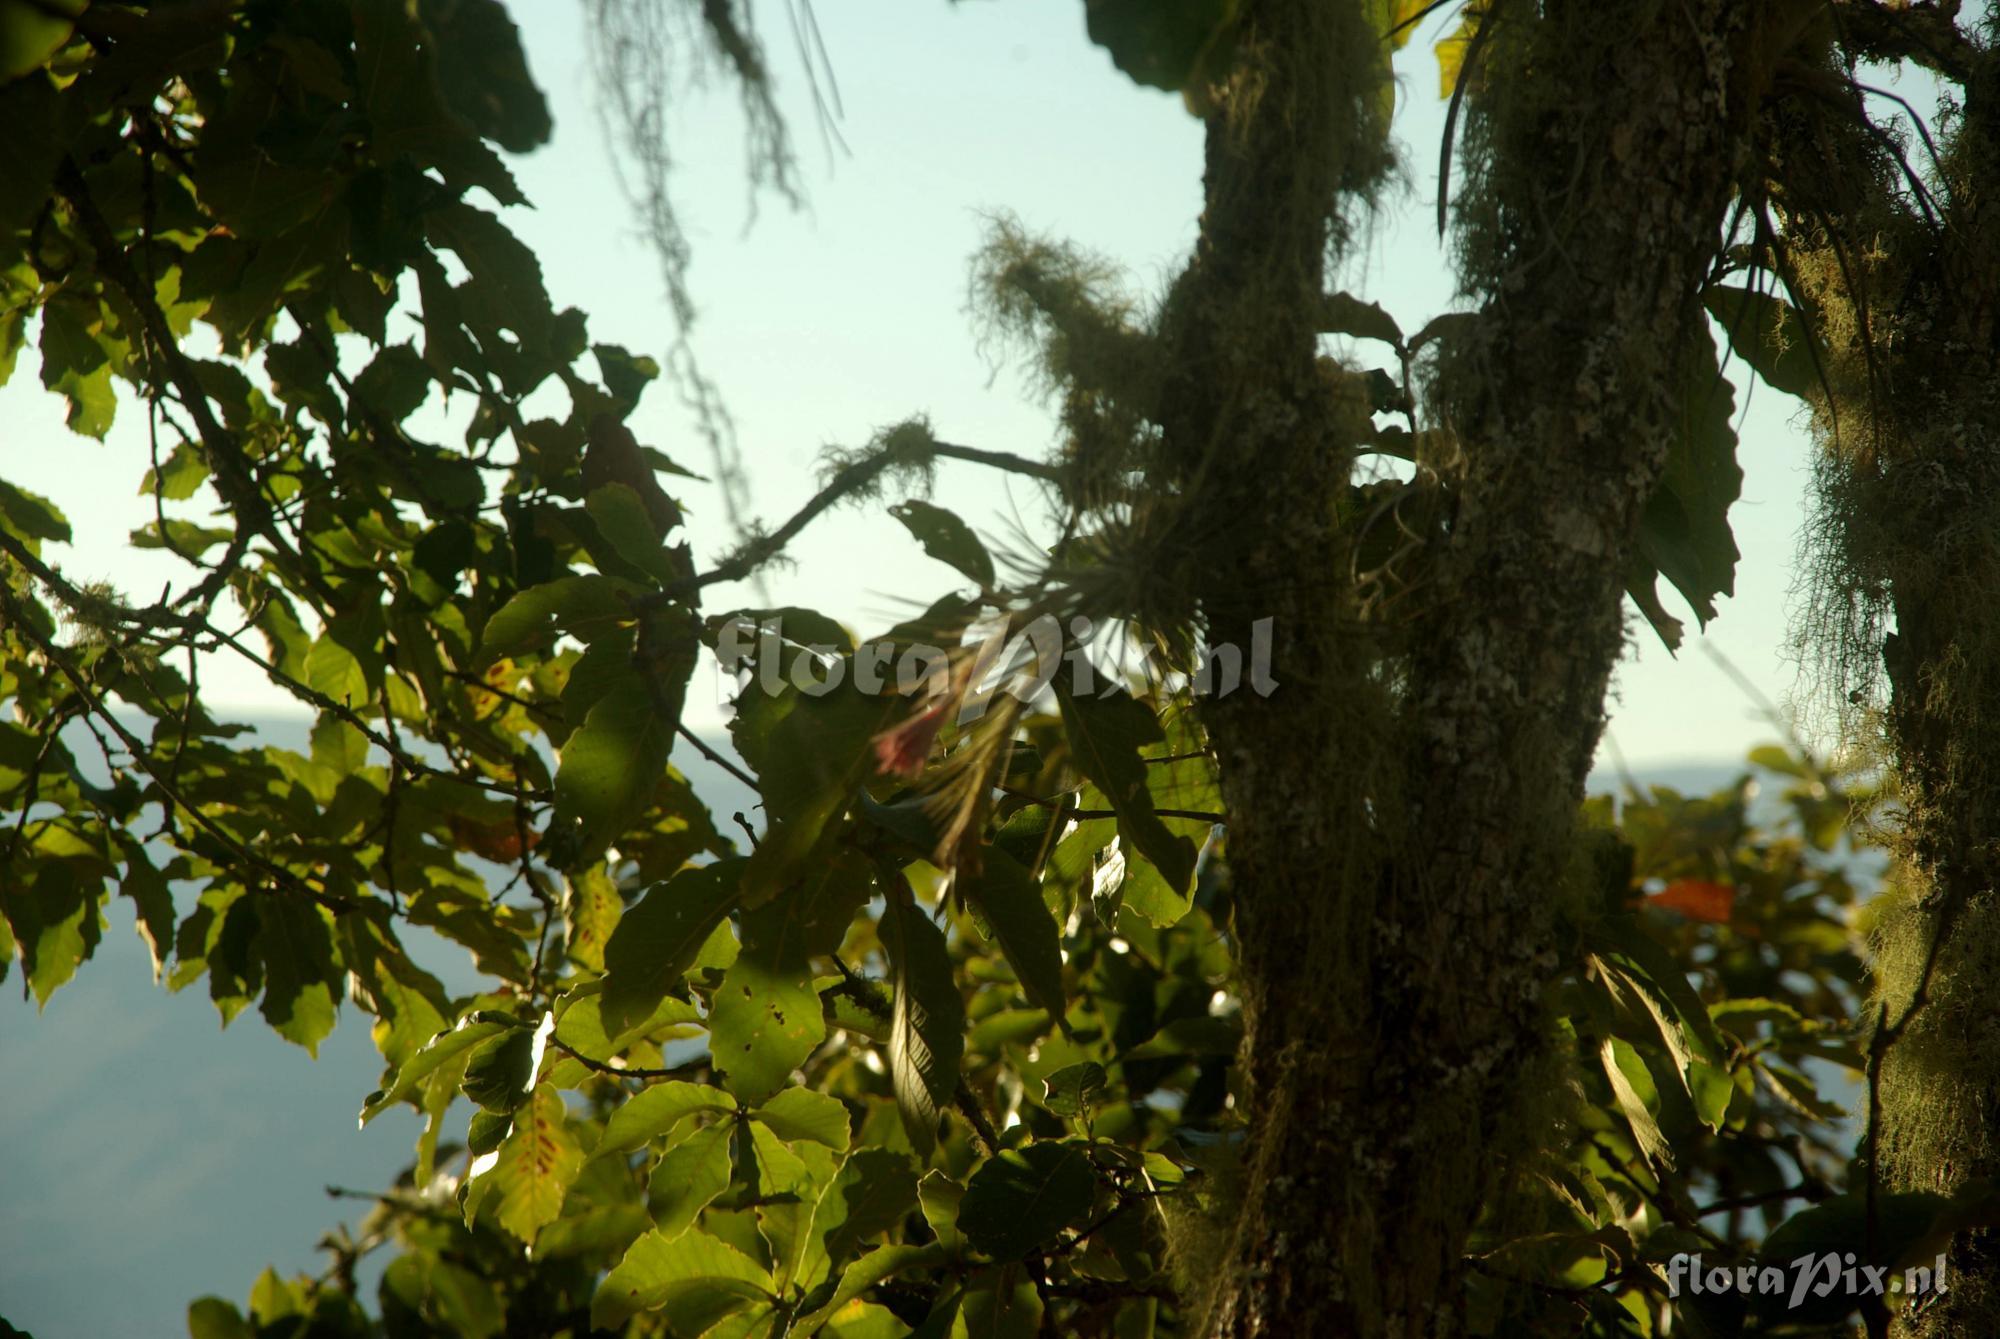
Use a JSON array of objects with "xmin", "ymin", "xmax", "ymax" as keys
[{"xmin": 0, "ymin": 584, "xmax": 355, "ymax": 912}]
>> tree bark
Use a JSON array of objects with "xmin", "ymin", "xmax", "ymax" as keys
[
  {"xmin": 1154, "ymin": 3, "xmax": 1759, "ymax": 1332},
  {"xmin": 1786, "ymin": 20, "xmax": 2000, "ymax": 1334}
]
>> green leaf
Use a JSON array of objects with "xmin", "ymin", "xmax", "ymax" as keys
[
  {"xmin": 883, "ymin": 889, "xmax": 965, "ymax": 1158},
  {"xmin": 890, "ymin": 499, "xmax": 995, "ymax": 588},
  {"xmin": 963, "ymin": 849, "xmax": 1069, "ymax": 1027},
  {"xmin": 594, "ymin": 1080, "xmax": 737, "ymax": 1160},
  {"xmin": 647, "ymin": 1122, "xmax": 736, "ymax": 1239},
  {"xmin": 305, "ymin": 634, "xmax": 369, "ymax": 711},
  {"xmin": 814, "ymin": 1148, "xmax": 922, "ymax": 1270},
  {"xmin": 733, "ymin": 672, "xmax": 901, "ymax": 907},
  {"xmin": 252, "ymin": 896, "xmax": 340, "ymax": 1055},
  {"xmin": 601, "ymin": 861, "xmax": 743, "ymax": 1036},
  {"xmin": 1629, "ymin": 327, "xmax": 1742, "ymax": 648},
  {"xmin": 1124, "ymin": 1014, "xmax": 1240, "ymax": 1061},
  {"xmin": 37, "ymin": 294, "xmax": 116, "ymax": 439},
  {"xmin": 479, "ymin": 575, "xmax": 638, "ymax": 660},
  {"xmin": 361, "ymin": 1013, "xmax": 515, "ymax": 1124},
  {"xmin": 1704, "ymin": 281, "xmax": 1821, "ymax": 401},
  {"xmin": 0, "ymin": 478, "xmax": 70, "ymax": 544},
  {"xmin": 1040, "ymin": 1061, "xmax": 1108, "ymax": 1118},
  {"xmin": 1749, "ymin": 1189, "xmax": 1961, "ymax": 1325},
  {"xmin": 710, "ymin": 901, "xmax": 830, "ymax": 1105},
  {"xmin": 461, "ymin": 1024, "xmax": 539, "ymax": 1112},
  {"xmin": 465, "ymin": 1108, "xmax": 512, "ymax": 1156},
  {"xmin": 352, "ymin": 342, "xmax": 433, "ymax": 422},
  {"xmin": 186, "ymin": 1296, "xmax": 254, "ymax": 1339},
  {"xmin": 1056, "ymin": 686, "xmax": 1197, "ymax": 896},
  {"xmin": 755, "ymin": 1087, "xmax": 852, "ymax": 1151},
  {"xmin": 961, "ymin": 1265, "xmax": 1045, "ymax": 1339},
  {"xmin": 591, "ymin": 1226, "xmax": 773, "ymax": 1332},
  {"xmin": 792, "ymin": 1243, "xmax": 951, "ymax": 1336},
  {"xmin": 554, "ymin": 672, "xmax": 676, "ymax": 864},
  {"xmin": 957, "ymin": 1143, "xmax": 1097, "ymax": 1260},
  {"xmin": 423, "ymin": 0, "xmax": 552, "ymax": 153},
  {"xmin": 586, "ymin": 483, "xmax": 678, "ymax": 580},
  {"xmin": 1599, "ymin": 1036, "xmax": 1671, "ymax": 1168},
  {"xmin": 919, "ymin": 1169, "xmax": 968, "ymax": 1257},
  {"xmin": 0, "ymin": 0, "xmax": 84, "ymax": 80}
]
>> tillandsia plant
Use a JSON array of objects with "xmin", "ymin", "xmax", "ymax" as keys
[{"xmin": 4, "ymin": 1, "xmax": 1999, "ymax": 1337}]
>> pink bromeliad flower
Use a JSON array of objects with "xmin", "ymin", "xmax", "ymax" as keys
[{"xmin": 873, "ymin": 696, "xmax": 952, "ymax": 779}]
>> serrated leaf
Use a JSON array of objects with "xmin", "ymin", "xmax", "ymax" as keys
[
  {"xmin": 253, "ymin": 896, "xmax": 340, "ymax": 1055},
  {"xmin": 1629, "ymin": 327, "xmax": 1742, "ymax": 648},
  {"xmin": 37, "ymin": 293, "xmax": 117, "ymax": 439},
  {"xmin": 919, "ymin": 1170, "xmax": 967, "ymax": 1257},
  {"xmin": 426, "ymin": 0, "xmax": 552, "ymax": 153},
  {"xmin": 466, "ymin": 1108, "xmax": 513, "ymax": 1156},
  {"xmin": 591, "ymin": 1225, "xmax": 772, "ymax": 1332},
  {"xmin": 583, "ymin": 481, "xmax": 675, "ymax": 578},
  {"xmin": 361, "ymin": 1013, "xmax": 514, "ymax": 1124},
  {"xmin": 647, "ymin": 1122, "xmax": 736, "ymax": 1239},
  {"xmin": 477, "ymin": 1086, "xmax": 584, "ymax": 1245},
  {"xmin": 755, "ymin": 1087, "xmax": 852, "ymax": 1151},
  {"xmin": 957, "ymin": 1143, "xmax": 1097, "ymax": 1260},
  {"xmin": 595, "ymin": 1080, "xmax": 737, "ymax": 1160},
  {"xmin": 814, "ymin": 1148, "xmax": 922, "ymax": 1272},
  {"xmin": 1748, "ymin": 1189, "xmax": 1959, "ymax": 1326},
  {"xmin": 0, "ymin": 478, "xmax": 71, "ymax": 543},
  {"xmin": 882, "ymin": 889, "xmax": 964, "ymax": 1158},
  {"xmin": 601, "ymin": 860, "xmax": 743, "ymax": 1036}
]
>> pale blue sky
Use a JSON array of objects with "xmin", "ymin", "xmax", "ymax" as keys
[{"xmin": 0, "ymin": 3, "xmax": 1847, "ymax": 765}]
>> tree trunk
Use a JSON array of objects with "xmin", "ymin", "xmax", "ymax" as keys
[
  {"xmin": 1788, "ymin": 20, "xmax": 2000, "ymax": 1334},
  {"xmin": 1153, "ymin": 3, "xmax": 1757, "ymax": 1332}
]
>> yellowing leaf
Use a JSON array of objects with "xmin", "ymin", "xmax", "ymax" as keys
[
  {"xmin": 475, "ymin": 1085, "xmax": 584, "ymax": 1246},
  {"xmin": 1436, "ymin": 7, "xmax": 1482, "ymax": 99}
]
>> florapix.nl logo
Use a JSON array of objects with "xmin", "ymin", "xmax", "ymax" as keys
[
  {"xmin": 1665, "ymin": 1251, "xmax": 1947, "ymax": 1312},
  {"xmin": 711, "ymin": 612, "xmax": 1278, "ymax": 718}
]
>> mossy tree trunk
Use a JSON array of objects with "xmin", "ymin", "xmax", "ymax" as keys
[
  {"xmin": 1151, "ymin": 2, "xmax": 1760, "ymax": 1333},
  {"xmin": 1788, "ymin": 17, "xmax": 2000, "ymax": 1334}
]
